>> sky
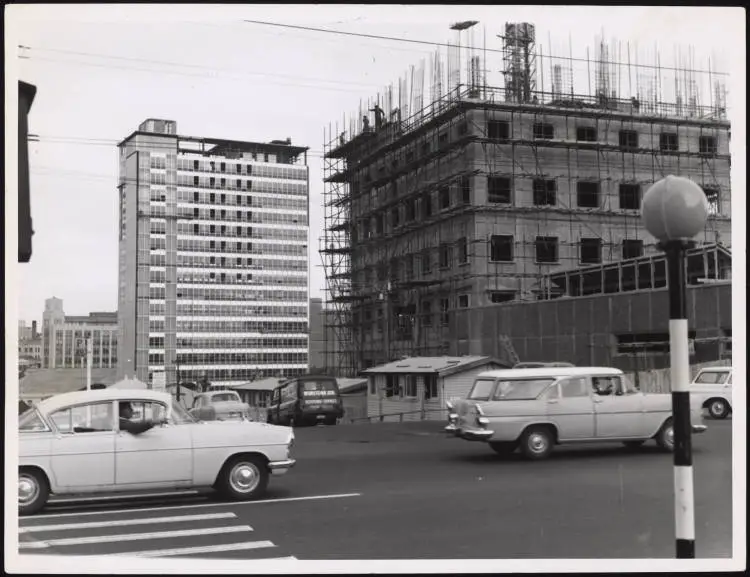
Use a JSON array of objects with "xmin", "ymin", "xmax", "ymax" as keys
[{"xmin": 6, "ymin": 4, "xmax": 746, "ymax": 324}]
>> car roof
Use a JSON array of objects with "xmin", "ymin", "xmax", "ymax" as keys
[
  {"xmin": 35, "ymin": 388, "xmax": 173, "ymax": 414},
  {"xmin": 477, "ymin": 366, "xmax": 624, "ymax": 379},
  {"xmin": 697, "ymin": 367, "xmax": 732, "ymax": 372}
]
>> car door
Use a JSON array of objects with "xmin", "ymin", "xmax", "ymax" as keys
[
  {"xmin": 591, "ymin": 375, "xmax": 645, "ymax": 438},
  {"xmin": 48, "ymin": 401, "xmax": 116, "ymax": 491},
  {"xmin": 115, "ymin": 400, "xmax": 193, "ymax": 488},
  {"xmin": 546, "ymin": 377, "xmax": 596, "ymax": 440}
]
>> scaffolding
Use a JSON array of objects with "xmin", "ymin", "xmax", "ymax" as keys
[{"xmin": 321, "ymin": 22, "xmax": 731, "ymax": 377}]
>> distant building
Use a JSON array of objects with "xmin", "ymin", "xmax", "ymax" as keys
[
  {"xmin": 19, "ymin": 320, "xmax": 33, "ymax": 341},
  {"xmin": 308, "ymin": 297, "xmax": 345, "ymax": 374},
  {"xmin": 19, "ymin": 337, "xmax": 42, "ymax": 364},
  {"xmin": 116, "ymin": 119, "xmax": 311, "ymax": 386},
  {"xmin": 41, "ymin": 297, "xmax": 118, "ymax": 369}
]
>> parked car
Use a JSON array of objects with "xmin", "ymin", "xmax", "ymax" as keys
[
  {"xmin": 445, "ymin": 366, "xmax": 707, "ymax": 460},
  {"xmin": 690, "ymin": 366, "xmax": 733, "ymax": 419},
  {"xmin": 189, "ymin": 390, "xmax": 252, "ymax": 422},
  {"xmin": 18, "ymin": 388, "xmax": 295, "ymax": 515}
]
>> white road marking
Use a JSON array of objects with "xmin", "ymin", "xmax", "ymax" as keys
[
  {"xmin": 48, "ymin": 490, "xmax": 200, "ymax": 504},
  {"xmin": 112, "ymin": 540, "xmax": 276, "ymax": 557},
  {"xmin": 19, "ymin": 525, "xmax": 252, "ymax": 549},
  {"xmin": 20, "ymin": 512, "xmax": 235, "ymax": 533},
  {"xmin": 26, "ymin": 492, "xmax": 362, "ymax": 520}
]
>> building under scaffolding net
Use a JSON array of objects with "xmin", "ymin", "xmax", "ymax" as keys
[{"xmin": 321, "ymin": 22, "xmax": 732, "ymax": 377}]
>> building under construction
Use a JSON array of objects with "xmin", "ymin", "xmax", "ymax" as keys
[{"xmin": 321, "ymin": 22, "xmax": 732, "ymax": 376}]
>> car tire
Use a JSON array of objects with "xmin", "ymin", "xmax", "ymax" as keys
[
  {"xmin": 623, "ymin": 440, "xmax": 646, "ymax": 449},
  {"xmin": 489, "ymin": 441, "xmax": 518, "ymax": 456},
  {"xmin": 324, "ymin": 416, "xmax": 337, "ymax": 426},
  {"xmin": 217, "ymin": 456, "xmax": 269, "ymax": 501},
  {"xmin": 19, "ymin": 468, "xmax": 49, "ymax": 516},
  {"xmin": 655, "ymin": 419, "xmax": 674, "ymax": 452},
  {"xmin": 519, "ymin": 427, "xmax": 554, "ymax": 460},
  {"xmin": 707, "ymin": 399, "xmax": 730, "ymax": 420}
]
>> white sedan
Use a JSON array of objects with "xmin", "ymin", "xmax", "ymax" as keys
[{"xmin": 18, "ymin": 388, "xmax": 296, "ymax": 515}]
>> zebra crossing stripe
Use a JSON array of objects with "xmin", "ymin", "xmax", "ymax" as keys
[
  {"xmin": 112, "ymin": 540, "xmax": 277, "ymax": 557},
  {"xmin": 20, "ymin": 512, "xmax": 235, "ymax": 533}
]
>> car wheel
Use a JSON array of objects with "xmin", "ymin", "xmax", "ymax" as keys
[
  {"xmin": 707, "ymin": 399, "xmax": 730, "ymax": 420},
  {"xmin": 623, "ymin": 440, "xmax": 646, "ymax": 449},
  {"xmin": 19, "ymin": 468, "xmax": 49, "ymax": 516},
  {"xmin": 218, "ymin": 456, "xmax": 269, "ymax": 501},
  {"xmin": 489, "ymin": 441, "xmax": 518, "ymax": 456},
  {"xmin": 519, "ymin": 427, "xmax": 554, "ymax": 460},
  {"xmin": 324, "ymin": 416, "xmax": 337, "ymax": 426},
  {"xmin": 655, "ymin": 419, "xmax": 674, "ymax": 452}
]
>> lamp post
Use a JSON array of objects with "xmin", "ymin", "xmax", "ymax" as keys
[{"xmin": 641, "ymin": 175, "xmax": 709, "ymax": 559}]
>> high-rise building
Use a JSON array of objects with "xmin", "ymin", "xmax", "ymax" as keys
[
  {"xmin": 41, "ymin": 297, "xmax": 118, "ymax": 369},
  {"xmin": 117, "ymin": 119, "xmax": 310, "ymax": 387}
]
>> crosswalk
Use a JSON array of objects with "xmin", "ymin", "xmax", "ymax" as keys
[{"xmin": 18, "ymin": 508, "xmax": 297, "ymax": 560}]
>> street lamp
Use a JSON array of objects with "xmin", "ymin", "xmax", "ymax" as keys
[{"xmin": 641, "ymin": 175, "xmax": 709, "ymax": 559}]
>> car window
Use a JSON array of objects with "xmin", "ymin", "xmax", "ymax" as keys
[
  {"xmin": 560, "ymin": 377, "xmax": 589, "ymax": 398},
  {"xmin": 544, "ymin": 383, "xmax": 560, "ymax": 400},
  {"xmin": 212, "ymin": 393, "xmax": 239, "ymax": 403},
  {"xmin": 50, "ymin": 402, "xmax": 115, "ymax": 433},
  {"xmin": 492, "ymin": 379, "xmax": 556, "ymax": 401},
  {"xmin": 19, "ymin": 408, "xmax": 50, "ymax": 432},
  {"xmin": 592, "ymin": 376, "xmax": 623, "ymax": 396},
  {"xmin": 170, "ymin": 400, "xmax": 196, "ymax": 424},
  {"xmin": 694, "ymin": 371, "xmax": 729, "ymax": 385},
  {"xmin": 124, "ymin": 401, "xmax": 167, "ymax": 423},
  {"xmin": 727, "ymin": 373, "xmax": 732, "ymax": 385},
  {"xmin": 468, "ymin": 379, "xmax": 496, "ymax": 401}
]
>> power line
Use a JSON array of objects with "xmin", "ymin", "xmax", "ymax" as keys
[{"xmin": 242, "ymin": 19, "xmax": 730, "ymax": 76}]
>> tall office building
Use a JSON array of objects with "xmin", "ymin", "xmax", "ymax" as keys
[{"xmin": 117, "ymin": 119, "xmax": 310, "ymax": 387}]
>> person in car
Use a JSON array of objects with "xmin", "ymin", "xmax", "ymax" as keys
[{"xmin": 118, "ymin": 401, "xmax": 157, "ymax": 435}]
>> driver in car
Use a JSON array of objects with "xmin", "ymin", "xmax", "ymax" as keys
[{"xmin": 118, "ymin": 402, "xmax": 157, "ymax": 435}]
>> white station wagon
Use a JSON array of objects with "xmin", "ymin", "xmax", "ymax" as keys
[
  {"xmin": 18, "ymin": 389, "xmax": 296, "ymax": 515},
  {"xmin": 446, "ymin": 366, "xmax": 707, "ymax": 460},
  {"xmin": 691, "ymin": 367, "xmax": 733, "ymax": 419}
]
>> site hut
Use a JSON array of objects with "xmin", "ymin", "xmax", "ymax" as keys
[
  {"xmin": 336, "ymin": 377, "xmax": 369, "ymax": 422},
  {"xmin": 229, "ymin": 377, "xmax": 284, "ymax": 408},
  {"xmin": 363, "ymin": 356, "xmax": 508, "ymax": 422}
]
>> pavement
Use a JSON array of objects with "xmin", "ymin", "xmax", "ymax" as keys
[{"xmin": 17, "ymin": 418, "xmax": 733, "ymax": 559}]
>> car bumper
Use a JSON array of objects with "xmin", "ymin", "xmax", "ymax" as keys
[
  {"xmin": 692, "ymin": 424, "xmax": 707, "ymax": 434},
  {"xmin": 268, "ymin": 459, "xmax": 296, "ymax": 476},
  {"xmin": 445, "ymin": 424, "xmax": 494, "ymax": 441}
]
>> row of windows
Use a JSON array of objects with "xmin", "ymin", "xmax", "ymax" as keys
[
  {"xmin": 149, "ymin": 253, "xmax": 306, "ymax": 272},
  {"xmin": 149, "ymin": 286, "xmax": 307, "ymax": 302},
  {"xmin": 171, "ymin": 239, "xmax": 306, "ymax": 256},
  {"xmin": 170, "ymin": 353, "xmax": 308, "ymax": 365},
  {"xmin": 175, "ymin": 190, "xmax": 308, "ymax": 209},
  {"xmin": 148, "ymin": 336, "xmax": 308, "ymax": 348},
  {"xmin": 167, "ymin": 223, "xmax": 307, "ymax": 241},
  {"xmin": 176, "ymin": 157, "xmax": 307, "ymax": 180},
  {"xmin": 175, "ymin": 176, "xmax": 307, "ymax": 195},
  {"xmin": 149, "ymin": 270, "xmax": 307, "ymax": 287},
  {"xmin": 173, "ymin": 367, "xmax": 307, "ymax": 382},
  {"xmin": 487, "ymin": 120, "xmax": 722, "ymax": 155},
  {"xmin": 147, "ymin": 304, "xmax": 306, "ymax": 317},
  {"xmin": 180, "ymin": 207, "xmax": 305, "ymax": 226},
  {"xmin": 149, "ymin": 320, "xmax": 307, "ymax": 333}
]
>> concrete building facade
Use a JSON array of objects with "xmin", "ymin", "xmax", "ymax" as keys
[{"xmin": 117, "ymin": 119, "xmax": 311, "ymax": 386}]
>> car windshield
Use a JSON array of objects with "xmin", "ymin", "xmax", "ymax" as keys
[
  {"xmin": 211, "ymin": 393, "xmax": 239, "ymax": 403},
  {"xmin": 492, "ymin": 379, "xmax": 556, "ymax": 401},
  {"xmin": 171, "ymin": 399, "xmax": 196, "ymax": 424},
  {"xmin": 302, "ymin": 380, "xmax": 338, "ymax": 397},
  {"xmin": 468, "ymin": 379, "xmax": 496, "ymax": 400},
  {"xmin": 694, "ymin": 371, "xmax": 729, "ymax": 385}
]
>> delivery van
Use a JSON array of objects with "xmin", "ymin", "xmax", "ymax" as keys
[{"xmin": 267, "ymin": 375, "xmax": 344, "ymax": 427}]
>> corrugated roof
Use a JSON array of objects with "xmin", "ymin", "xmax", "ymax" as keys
[
  {"xmin": 336, "ymin": 377, "xmax": 368, "ymax": 394},
  {"xmin": 362, "ymin": 356, "xmax": 508, "ymax": 376},
  {"xmin": 229, "ymin": 377, "xmax": 283, "ymax": 392}
]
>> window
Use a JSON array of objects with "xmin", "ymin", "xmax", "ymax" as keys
[
  {"xmin": 694, "ymin": 371, "xmax": 730, "ymax": 385},
  {"xmin": 492, "ymin": 378, "xmax": 555, "ymax": 401},
  {"xmin": 193, "ymin": 191, "xmax": 199, "ymax": 202},
  {"xmin": 236, "ymin": 163, "xmax": 242, "ymax": 174},
  {"xmin": 220, "ymin": 162, "xmax": 226, "ymax": 173},
  {"xmin": 659, "ymin": 132, "xmax": 678, "ymax": 151},
  {"xmin": 458, "ymin": 294, "xmax": 470, "ymax": 308},
  {"xmin": 193, "ymin": 176, "xmax": 199, "ymax": 186},
  {"xmin": 535, "ymin": 236, "xmax": 558, "ymax": 263},
  {"xmin": 619, "ymin": 130, "xmax": 639, "ymax": 149},
  {"xmin": 123, "ymin": 401, "xmax": 168, "ymax": 424},
  {"xmin": 489, "ymin": 291, "xmax": 516, "ymax": 303},
  {"xmin": 576, "ymin": 126, "xmax": 597, "ymax": 141},
  {"xmin": 193, "ymin": 160, "xmax": 199, "ymax": 170},
  {"xmin": 488, "ymin": 177, "xmax": 512, "ymax": 204},
  {"xmin": 369, "ymin": 378, "xmax": 377, "ymax": 395},
  {"xmin": 421, "ymin": 250, "xmax": 432, "ymax": 274},
  {"xmin": 439, "ymin": 244, "xmax": 451, "ymax": 269},
  {"xmin": 468, "ymin": 378, "xmax": 496, "ymax": 400},
  {"xmin": 421, "ymin": 300, "xmax": 432, "ymax": 327},
  {"xmin": 490, "ymin": 235, "xmax": 514, "ymax": 262},
  {"xmin": 533, "ymin": 123, "xmax": 554, "ymax": 139},
  {"xmin": 533, "ymin": 179, "xmax": 557, "ymax": 206},
  {"xmin": 422, "ymin": 193, "xmax": 433, "ymax": 218},
  {"xmin": 619, "ymin": 183, "xmax": 641, "ymax": 210},
  {"xmin": 246, "ymin": 165, "xmax": 253, "ymax": 175},
  {"xmin": 210, "ymin": 177, "xmax": 216, "ymax": 188},
  {"xmin": 580, "ymin": 238, "xmax": 602, "ymax": 264},
  {"xmin": 577, "ymin": 181, "xmax": 600, "ymax": 208},
  {"xmin": 18, "ymin": 409, "xmax": 50, "ymax": 432},
  {"xmin": 622, "ymin": 239, "xmax": 644, "ymax": 259},
  {"xmin": 210, "ymin": 193, "xmax": 216, "ymax": 203},
  {"xmin": 460, "ymin": 176, "xmax": 471, "ymax": 204},
  {"xmin": 438, "ymin": 132, "xmax": 449, "ymax": 147},
  {"xmin": 385, "ymin": 374, "xmax": 398, "ymax": 398},
  {"xmin": 424, "ymin": 374, "xmax": 438, "ymax": 399},
  {"xmin": 391, "ymin": 206, "xmax": 400, "ymax": 228},
  {"xmin": 592, "ymin": 377, "xmax": 623, "ymax": 396},
  {"xmin": 699, "ymin": 136, "xmax": 717, "ymax": 155},
  {"xmin": 703, "ymin": 187, "xmax": 720, "ymax": 215},
  {"xmin": 488, "ymin": 120, "xmax": 510, "ymax": 141},
  {"xmin": 560, "ymin": 377, "xmax": 589, "ymax": 398},
  {"xmin": 405, "ymin": 375, "xmax": 418, "ymax": 397},
  {"xmin": 440, "ymin": 298, "xmax": 450, "ymax": 325},
  {"xmin": 220, "ymin": 178, "xmax": 226, "ymax": 188},
  {"xmin": 457, "ymin": 237, "xmax": 468, "ymax": 264},
  {"xmin": 50, "ymin": 402, "xmax": 114, "ymax": 433},
  {"xmin": 439, "ymin": 186, "xmax": 451, "ymax": 209}
]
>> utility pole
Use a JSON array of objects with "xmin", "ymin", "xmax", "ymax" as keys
[{"xmin": 86, "ymin": 338, "xmax": 93, "ymax": 391}]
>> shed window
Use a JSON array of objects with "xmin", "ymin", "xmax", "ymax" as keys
[
  {"xmin": 424, "ymin": 374, "xmax": 438, "ymax": 399},
  {"xmin": 405, "ymin": 375, "xmax": 417, "ymax": 397}
]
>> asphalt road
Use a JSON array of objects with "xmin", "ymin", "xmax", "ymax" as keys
[{"xmin": 18, "ymin": 418, "xmax": 733, "ymax": 560}]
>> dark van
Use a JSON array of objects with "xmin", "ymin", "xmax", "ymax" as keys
[{"xmin": 267, "ymin": 375, "xmax": 344, "ymax": 427}]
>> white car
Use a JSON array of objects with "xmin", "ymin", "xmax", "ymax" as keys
[
  {"xmin": 446, "ymin": 367, "xmax": 707, "ymax": 460},
  {"xmin": 691, "ymin": 367, "xmax": 733, "ymax": 419},
  {"xmin": 18, "ymin": 389, "xmax": 296, "ymax": 515},
  {"xmin": 189, "ymin": 390, "xmax": 252, "ymax": 422}
]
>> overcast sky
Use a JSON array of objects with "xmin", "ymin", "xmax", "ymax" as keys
[{"xmin": 6, "ymin": 5, "xmax": 745, "ymax": 324}]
